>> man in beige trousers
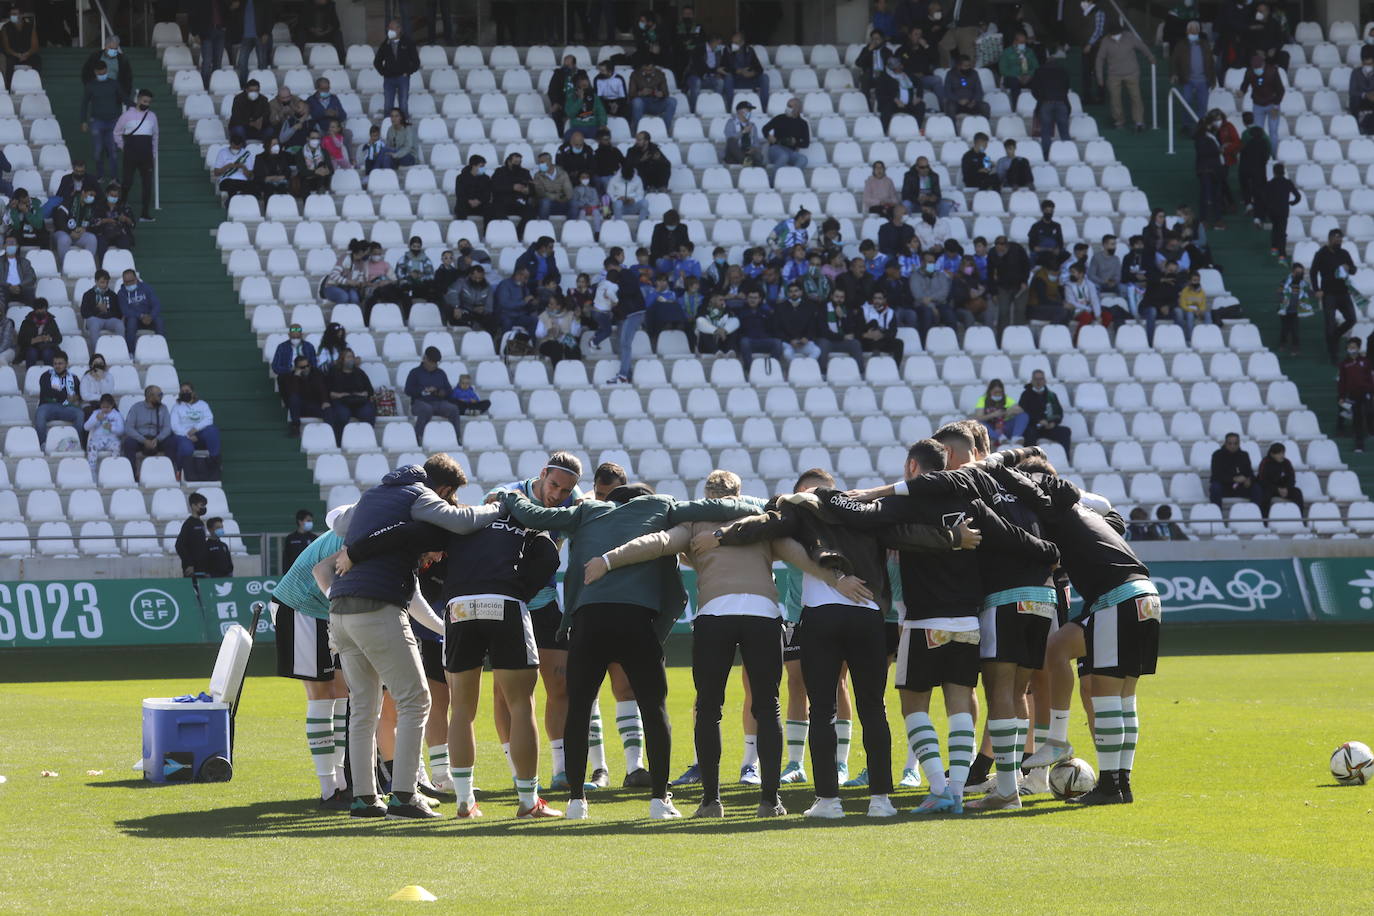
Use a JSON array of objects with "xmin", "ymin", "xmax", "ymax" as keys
[{"xmin": 1095, "ymin": 22, "xmax": 1154, "ymax": 132}]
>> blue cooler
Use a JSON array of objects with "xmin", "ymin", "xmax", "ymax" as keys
[{"xmin": 141, "ymin": 623, "xmax": 251, "ymax": 784}]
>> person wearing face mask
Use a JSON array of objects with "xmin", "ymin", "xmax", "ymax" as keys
[
  {"xmin": 112, "ymin": 89, "xmax": 158, "ymax": 222},
  {"xmin": 80, "ymin": 269, "xmax": 123, "ymax": 350},
  {"xmin": 1339, "ymin": 338, "xmax": 1374, "ymax": 452},
  {"xmin": 5, "ymin": 189, "xmax": 44, "ymax": 250},
  {"xmin": 176, "ymin": 493, "xmax": 212, "ymax": 578},
  {"xmin": 214, "ymin": 131, "xmax": 260, "ymax": 200},
  {"xmin": 875, "ymin": 56, "xmax": 927, "ymax": 131},
  {"xmin": 997, "ymin": 31, "xmax": 1038, "ymax": 112},
  {"xmin": 1275, "ymin": 262, "xmax": 1311, "ymax": 356},
  {"xmin": 452, "ymin": 154, "xmax": 491, "ymax": 220},
  {"xmin": 374, "ymin": 18, "xmax": 419, "ymax": 118},
  {"xmin": 168, "ymin": 382, "xmax": 223, "ymax": 478},
  {"xmin": 117, "ymin": 268, "xmax": 165, "ymax": 350},
  {"xmin": 1095, "ymin": 23, "xmax": 1152, "ymax": 132},
  {"xmin": 1349, "ymin": 46, "xmax": 1374, "ymax": 135},
  {"xmin": 1019, "ymin": 369, "xmax": 1071, "ymax": 451},
  {"xmin": 229, "ymin": 78, "xmax": 273, "ymax": 142},
  {"xmin": 1086, "ymin": 234, "xmax": 1122, "ymax": 299},
  {"xmin": 283, "ymin": 353, "xmax": 330, "ymax": 437},
  {"xmin": 0, "ymin": 8, "xmax": 39, "ymax": 92},
  {"xmin": 306, "ymin": 78, "xmax": 348, "ymax": 133},
  {"xmin": 255, "ymin": 136, "xmax": 293, "ymax": 196},
  {"xmin": 531, "ymin": 152, "xmax": 573, "ymax": 220},
  {"xmin": 628, "ymin": 60, "xmax": 677, "ymax": 132},
  {"xmin": 960, "ymin": 131, "xmax": 1001, "ymax": 191},
  {"xmin": 272, "ymin": 322, "xmax": 318, "ymax": 400},
  {"xmin": 80, "ymin": 354, "xmax": 116, "ymax": 416},
  {"xmin": 52, "ymin": 187, "xmax": 100, "ymax": 264},
  {"xmin": 295, "ymin": 0, "xmax": 346, "ymax": 66},
  {"xmin": 491, "ymin": 152, "xmax": 536, "ymax": 225},
  {"xmin": 396, "ymin": 235, "xmax": 435, "ymax": 302},
  {"xmin": 83, "ymin": 392, "xmax": 123, "ymax": 474},
  {"xmin": 34, "ymin": 349, "xmax": 83, "ymax": 446},
  {"xmin": 296, "ymin": 128, "xmax": 334, "ymax": 197},
  {"xmin": 686, "ymin": 33, "xmax": 734, "ymax": 114},
  {"xmin": 0, "ymin": 233, "xmax": 35, "ymax": 311},
  {"xmin": 569, "ymin": 169, "xmax": 606, "ymax": 233},
  {"xmin": 725, "ymin": 31, "xmax": 769, "ymax": 111},
  {"xmin": 89, "ymin": 181, "xmax": 138, "ymax": 260},
  {"xmin": 323, "ymin": 347, "xmax": 376, "ymax": 442},
  {"xmin": 228, "ymin": 0, "xmax": 276, "ymax": 90},
  {"xmin": 1163, "ymin": 0, "xmax": 1200, "ymax": 46},
  {"xmin": 283, "ymin": 509, "xmax": 319, "ymax": 571},
  {"xmin": 1239, "ymin": 52, "xmax": 1283, "ymax": 146},
  {"xmin": 54, "ymin": 161, "xmax": 99, "ymax": 205},
  {"xmin": 119, "ymin": 384, "xmax": 173, "ymax": 475},
  {"xmin": 79, "ymin": 61, "xmax": 124, "ymax": 182},
  {"xmin": 1193, "ymin": 114, "xmax": 1226, "ymax": 230},
  {"xmin": 1169, "ymin": 21, "xmax": 1214, "ymax": 134},
  {"xmin": 942, "ymin": 54, "xmax": 989, "ymax": 119}
]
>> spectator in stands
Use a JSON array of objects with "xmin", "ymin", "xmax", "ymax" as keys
[
  {"xmin": 994, "ymin": 138, "xmax": 1033, "ymax": 189},
  {"xmin": 646, "ymin": 209, "xmax": 687, "ymax": 262},
  {"xmin": 1257, "ymin": 442, "xmax": 1304, "ymax": 518},
  {"xmin": 1275, "ymin": 261, "xmax": 1311, "ymax": 356},
  {"xmin": 118, "ymin": 269, "xmax": 164, "ymax": 350},
  {"xmin": 1026, "ymin": 252, "xmax": 1068, "ymax": 322},
  {"xmin": 874, "ymin": 57, "xmax": 926, "ymax": 131},
  {"xmin": 1077, "ymin": 0, "xmax": 1107, "ymax": 104},
  {"xmin": 284, "ymin": 128, "xmax": 326, "ymax": 195},
  {"xmin": 255, "ymin": 137, "xmax": 293, "ymax": 197},
  {"xmin": 360, "ymin": 241, "xmax": 404, "ymax": 321},
  {"xmin": 960, "ymin": 132, "xmax": 1000, "ymax": 190},
  {"xmin": 937, "ymin": 0, "xmax": 982, "ymax": 64},
  {"xmin": 901, "ymin": 156, "xmax": 949, "ymax": 216},
  {"xmin": 272, "ymin": 322, "xmax": 316, "ymax": 401},
  {"xmin": 545, "ymin": 54, "xmax": 583, "ymax": 134},
  {"xmin": 112, "ymin": 88, "xmax": 157, "ymax": 224},
  {"xmin": 863, "ymin": 161, "xmax": 900, "ymax": 219},
  {"xmin": 723, "ymin": 100, "xmax": 764, "ymax": 165},
  {"xmin": 626, "ymin": 131, "xmax": 671, "ymax": 190},
  {"xmin": 0, "ymin": 313, "xmax": 12, "ymax": 365},
  {"xmin": 80, "ymin": 270, "xmax": 122, "ymax": 350},
  {"xmin": 532, "ymin": 151, "xmax": 573, "ymax": 219},
  {"xmin": 951, "ymin": 254, "xmax": 992, "ymax": 327},
  {"xmin": 34, "ymin": 350, "xmax": 82, "ymax": 446},
  {"xmin": 1096, "ymin": 22, "xmax": 1151, "ymax": 133},
  {"xmin": 535, "ymin": 295, "xmax": 583, "ymax": 365},
  {"xmin": 314, "ymin": 322, "xmax": 346, "ymax": 373},
  {"xmin": 592, "ymin": 128, "xmax": 623, "ymax": 191},
  {"xmin": 80, "ymin": 60, "xmax": 123, "ymax": 183},
  {"xmin": 55, "ymin": 160, "xmax": 97, "ymax": 207},
  {"xmin": 52, "ymin": 186, "xmax": 99, "ymax": 264},
  {"xmin": 999, "ymin": 30, "xmax": 1038, "ymax": 111},
  {"xmin": 603, "ymin": 161, "xmax": 647, "ymax": 221},
  {"xmin": 79, "ymin": 354, "xmax": 114, "ymax": 418},
  {"xmin": 0, "ymin": 7, "xmax": 40, "ymax": 91},
  {"xmin": 774, "ymin": 283, "xmax": 821, "ymax": 361},
  {"xmin": 491, "ymin": 152, "xmax": 536, "ymax": 224},
  {"xmin": 320, "ymin": 119, "xmax": 352, "ymax": 170},
  {"xmin": 988, "ymin": 235, "xmax": 1030, "ymax": 327},
  {"xmin": 591, "ymin": 61, "xmax": 627, "ymax": 121},
  {"xmin": 321, "ymin": 242, "xmax": 365, "ymax": 305},
  {"xmin": 515, "ymin": 236, "xmax": 560, "ymax": 290},
  {"xmin": 1350, "ymin": 46, "xmax": 1374, "ymax": 135},
  {"xmin": 726, "ymin": 32, "xmax": 769, "ymax": 110},
  {"xmin": 762, "ymin": 98, "xmax": 810, "ymax": 172},
  {"xmin": 323, "ymin": 348, "xmax": 375, "ymax": 442},
  {"xmin": 901, "ymin": 23, "xmax": 947, "ymax": 105},
  {"xmin": 121, "ymin": 385, "xmax": 173, "ymax": 472},
  {"xmin": 364, "ymin": 126, "xmax": 392, "ymax": 173},
  {"xmin": 1175, "ymin": 270, "xmax": 1208, "ymax": 343},
  {"xmin": 1125, "ymin": 507, "xmax": 1157, "ymax": 541},
  {"xmin": 396, "ymin": 236, "xmax": 435, "ymax": 303},
  {"xmin": 169, "ymin": 382, "xmax": 221, "ymax": 476},
  {"xmin": 815, "ymin": 287, "xmax": 862, "ymax": 370},
  {"xmin": 81, "ymin": 35, "xmax": 131, "ymax": 101},
  {"xmin": 268, "ymin": 86, "xmax": 297, "ymax": 132},
  {"xmin": 449, "ymin": 374, "xmax": 490, "ymax": 415},
  {"xmin": 213, "ymin": 131, "xmax": 258, "ymax": 201},
  {"xmin": 973, "ymin": 378, "xmax": 1027, "ymax": 446},
  {"xmin": 1209, "ymin": 432, "xmax": 1262, "ymax": 508},
  {"xmin": 1261, "ymin": 162, "xmax": 1299, "ymax": 259},
  {"xmin": 1140, "ymin": 258, "xmax": 1182, "ymax": 345},
  {"xmin": 306, "ymin": 78, "xmax": 347, "ymax": 132},
  {"xmin": 83, "ymin": 393, "xmax": 122, "ymax": 473},
  {"xmin": 281, "ymin": 508, "xmax": 317, "ymax": 571},
  {"xmin": 857, "ymin": 28, "xmax": 896, "ymax": 103},
  {"xmin": 735, "ymin": 289, "xmax": 783, "ymax": 371},
  {"xmin": 294, "ymin": 0, "xmax": 344, "ymax": 58},
  {"xmin": 1086, "ymin": 234, "xmax": 1121, "ymax": 299},
  {"xmin": 1169, "ymin": 21, "xmax": 1213, "ymax": 135},
  {"xmin": 1238, "ymin": 52, "xmax": 1282, "ymax": 146},
  {"xmin": 1311, "ymin": 228, "xmax": 1359, "ymax": 364},
  {"xmin": 405, "ymin": 346, "xmax": 462, "ymax": 439},
  {"xmin": 943, "ymin": 54, "xmax": 988, "ymax": 119},
  {"xmin": 207, "ymin": 523, "xmax": 237, "ymax": 579},
  {"xmin": 566, "ymin": 73, "xmax": 609, "ymax": 139},
  {"xmin": 17, "ymin": 297, "xmax": 58, "ymax": 365},
  {"xmin": 1027, "ymin": 200, "xmax": 1063, "ymax": 259},
  {"xmin": 228, "ymin": 0, "xmax": 274, "ymax": 89},
  {"xmin": 558, "ymin": 131, "xmax": 596, "ymax": 179},
  {"xmin": 381, "ymin": 108, "xmax": 418, "ymax": 169},
  {"xmin": 229, "ymin": 78, "xmax": 272, "ymax": 142},
  {"xmin": 877, "ymin": 205, "xmax": 914, "ymax": 258},
  {"xmin": 686, "ymin": 34, "xmax": 732, "ymax": 113},
  {"xmin": 452, "ymin": 154, "xmax": 491, "ymax": 220},
  {"xmin": 283, "ymin": 352, "xmax": 328, "ymax": 436},
  {"xmin": 1029, "ymin": 56, "xmax": 1070, "ymax": 158},
  {"xmin": 175, "ymin": 493, "xmax": 209, "ymax": 577},
  {"xmin": 569, "ymin": 170, "xmax": 606, "ymax": 233},
  {"xmin": 628, "ymin": 60, "xmax": 677, "ymax": 132},
  {"xmin": 860, "ymin": 290, "xmax": 904, "ymax": 361},
  {"xmin": 693, "ymin": 292, "xmax": 739, "ymax": 355},
  {"xmin": 1020, "ymin": 369, "xmax": 1071, "ymax": 450},
  {"xmin": 1243, "ymin": 2, "xmax": 1288, "ymax": 70},
  {"xmin": 1339, "ymin": 337, "xmax": 1373, "ymax": 453},
  {"xmin": 372, "ymin": 18, "xmax": 419, "ymax": 117},
  {"xmin": 6, "ymin": 191, "xmax": 45, "ymax": 251},
  {"xmin": 494, "ymin": 266, "xmax": 537, "ymax": 335},
  {"xmin": 1064, "ymin": 261, "xmax": 1107, "ymax": 334}
]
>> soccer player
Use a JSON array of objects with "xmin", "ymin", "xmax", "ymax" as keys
[
  {"xmin": 587, "ymin": 469, "xmax": 866, "ymax": 817},
  {"xmin": 500, "ymin": 482, "xmax": 759, "ymax": 819},
  {"xmin": 340, "ymin": 505, "xmax": 565, "ymax": 819},
  {"xmin": 269, "ymin": 504, "xmax": 352, "ymax": 809},
  {"xmin": 992, "ymin": 448, "xmax": 1160, "ymax": 805},
  {"xmin": 487, "ymin": 452, "xmax": 584, "ymax": 791}
]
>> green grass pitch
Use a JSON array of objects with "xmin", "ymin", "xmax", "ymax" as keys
[{"xmin": 2, "ymin": 624, "xmax": 1373, "ymax": 914}]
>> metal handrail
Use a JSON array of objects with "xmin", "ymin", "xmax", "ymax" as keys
[
  {"xmin": 1166, "ymin": 86, "xmax": 1200, "ymax": 155},
  {"xmin": 1105, "ymin": 0, "xmax": 1160, "ymax": 130},
  {"xmin": 79, "ymin": 0, "xmax": 116, "ymax": 49}
]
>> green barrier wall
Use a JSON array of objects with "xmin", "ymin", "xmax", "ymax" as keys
[{"xmin": 3, "ymin": 558, "xmax": 1372, "ymax": 648}]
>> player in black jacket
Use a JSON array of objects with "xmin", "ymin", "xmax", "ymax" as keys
[
  {"xmin": 344, "ymin": 514, "xmax": 562, "ymax": 820},
  {"xmin": 986, "ymin": 447, "xmax": 1159, "ymax": 807}
]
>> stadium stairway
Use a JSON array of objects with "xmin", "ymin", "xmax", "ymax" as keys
[
  {"xmin": 43, "ymin": 47, "xmax": 323, "ymax": 537},
  {"xmin": 1082, "ymin": 54, "xmax": 1374, "ymax": 496}
]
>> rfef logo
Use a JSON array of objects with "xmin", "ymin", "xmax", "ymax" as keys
[{"xmin": 130, "ymin": 588, "xmax": 180, "ymax": 630}]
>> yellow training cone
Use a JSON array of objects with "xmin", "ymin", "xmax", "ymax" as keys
[{"xmin": 389, "ymin": 886, "xmax": 437, "ymax": 902}]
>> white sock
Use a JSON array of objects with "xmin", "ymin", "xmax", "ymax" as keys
[
  {"xmin": 450, "ymin": 765, "xmax": 474, "ymax": 804},
  {"xmin": 1091, "ymin": 695, "xmax": 1124, "ymax": 772},
  {"xmin": 331, "ymin": 697, "xmax": 349, "ymax": 792},
  {"xmin": 1014, "ymin": 717, "xmax": 1030, "ymax": 759},
  {"xmin": 785, "ymin": 719, "xmax": 808, "ymax": 765},
  {"xmin": 588, "ymin": 700, "xmax": 607, "ymax": 771},
  {"xmin": 1048, "ymin": 708, "xmax": 1071, "ymax": 745},
  {"xmin": 834, "ymin": 719, "xmax": 852, "ymax": 768},
  {"xmin": 551, "ymin": 738, "xmax": 566, "ymax": 775},
  {"xmin": 515, "ymin": 776, "xmax": 538, "ymax": 808},
  {"xmin": 1120, "ymin": 695, "xmax": 1139, "ymax": 773},
  {"xmin": 306, "ymin": 699, "xmax": 336, "ymax": 797},
  {"xmin": 428, "ymin": 744, "xmax": 449, "ymax": 783},
  {"xmin": 741, "ymin": 734, "xmax": 758, "ymax": 769},
  {"xmin": 502, "ymin": 742, "xmax": 518, "ymax": 778},
  {"xmin": 616, "ymin": 700, "xmax": 644, "ymax": 771},
  {"xmin": 1033, "ymin": 722, "xmax": 1050, "ymax": 752},
  {"xmin": 905, "ymin": 712, "xmax": 946, "ymax": 795},
  {"xmin": 989, "ymin": 717, "xmax": 1019, "ymax": 798},
  {"xmin": 946, "ymin": 712, "xmax": 976, "ymax": 797},
  {"xmin": 905, "ymin": 743, "xmax": 919, "ymax": 771}
]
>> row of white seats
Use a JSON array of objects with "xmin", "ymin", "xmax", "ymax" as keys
[
  {"xmin": 0, "ymin": 453, "xmax": 219, "ymax": 494},
  {"xmin": 0, "ymin": 519, "xmax": 250, "ymax": 558},
  {"xmin": 0, "ymin": 484, "xmax": 228, "ymax": 522}
]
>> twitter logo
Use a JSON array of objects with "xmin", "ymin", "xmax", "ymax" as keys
[{"xmin": 214, "ymin": 582, "xmax": 233, "ymax": 597}]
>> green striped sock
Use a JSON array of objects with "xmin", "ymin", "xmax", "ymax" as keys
[
  {"xmin": 989, "ymin": 717, "xmax": 1019, "ymax": 797},
  {"xmin": 515, "ymin": 776, "xmax": 538, "ymax": 808},
  {"xmin": 1091, "ymin": 695, "xmax": 1124, "ymax": 771},
  {"xmin": 946, "ymin": 712, "xmax": 976, "ymax": 795},
  {"xmin": 785, "ymin": 719, "xmax": 808, "ymax": 765},
  {"xmin": 588, "ymin": 701, "xmax": 607, "ymax": 771},
  {"xmin": 616, "ymin": 700, "xmax": 643, "ymax": 771},
  {"xmin": 835, "ymin": 719, "xmax": 852, "ymax": 768},
  {"xmin": 904, "ymin": 712, "xmax": 946, "ymax": 795},
  {"xmin": 428, "ymin": 745, "xmax": 449, "ymax": 782},
  {"xmin": 1120, "ymin": 695, "xmax": 1139, "ymax": 772}
]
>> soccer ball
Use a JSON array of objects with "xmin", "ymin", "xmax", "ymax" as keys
[
  {"xmin": 1048, "ymin": 758, "xmax": 1096, "ymax": 800},
  {"xmin": 1330, "ymin": 741, "xmax": 1374, "ymax": 785}
]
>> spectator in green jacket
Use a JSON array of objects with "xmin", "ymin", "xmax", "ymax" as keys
[
  {"xmin": 998, "ymin": 31, "xmax": 1039, "ymax": 112},
  {"xmin": 564, "ymin": 73, "xmax": 607, "ymax": 140}
]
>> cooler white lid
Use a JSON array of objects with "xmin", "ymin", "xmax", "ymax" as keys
[
  {"xmin": 142, "ymin": 697, "xmax": 231, "ymax": 711},
  {"xmin": 209, "ymin": 623, "xmax": 252, "ymax": 706}
]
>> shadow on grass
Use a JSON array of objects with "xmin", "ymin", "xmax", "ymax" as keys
[
  {"xmin": 114, "ymin": 786, "xmax": 1080, "ymax": 839},
  {"xmin": 88, "ymin": 778, "xmax": 161, "ymax": 790}
]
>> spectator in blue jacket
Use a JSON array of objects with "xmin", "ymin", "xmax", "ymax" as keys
[
  {"xmin": 736, "ymin": 289, "xmax": 784, "ymax": 372},
  {"xmin": 271, "ymin": 322, "xmax": 317, "ymax": 401},
  {"xmin": 35, "ymin": 351, "xmax": 84, "ymax": 446},
  {"xmin": 404, "ymin": 346, "xmax": 462, "ymax": 440},
  {"xmin": 116, "ymin": 268, "xmax": 164, "ymax": 349},
  {"xmin": 306, "ymin": 76, "xmax": 348, "ymax": 132},
  {"xmin": 495, "ymin": 266, "xmax": 538, "ymax": 334},
  {"xmin": 943, "ymin": 54, "xmax": 989, "ymax": 118},
  {"xmin": 514, "ymin": 237, "xmax": 560, "ymax": 289}
]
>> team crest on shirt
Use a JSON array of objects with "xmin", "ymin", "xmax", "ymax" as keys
[{"xmin": 1136, "ymin": 595, "xmax": 1162, "ymax": 621}]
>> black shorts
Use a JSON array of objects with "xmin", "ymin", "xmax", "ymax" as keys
[
  {"xmin": 894, "ymin": 626, "xmax": 981, "ymax": 692},
  {"xmin": 978, "ymin": 601, "xmax": 1054, "ymax": 669},
  {"xmin": 529, "ymin": 602, "xmax": 568, "ymax": 652},
  {"xmin": 1080, "ymin": 592, "xmax": 1161, "ymax": 679},
  {"xmin": 271, "ymin": 601, "xmax": 336, "ymax": 681},
  {"xmin": 418, "ymin": 637, "xmax": 446, "ymax": 684},
  {"xmin": 783, "ymin": 620, "xmax": 803, "ymax": 661},
  {"xmin": 885, "ymin": 621, "xmax": 900, "ymax": 658},
  {"xmin": 444, "ymin": 597, "xmax": 540, "ymax": 672}
]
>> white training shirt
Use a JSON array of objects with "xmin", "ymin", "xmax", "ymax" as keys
[
  {"xmin": 903, "ymin": 615, "xmax": 979, "ymax": 632},
  {"xmin": 801, "ymin": 571, "xmax": 878, "ymax": 612},
  {"xmin": 697, "ymin": 592, "xmax": 782, "ymax": 619}
]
